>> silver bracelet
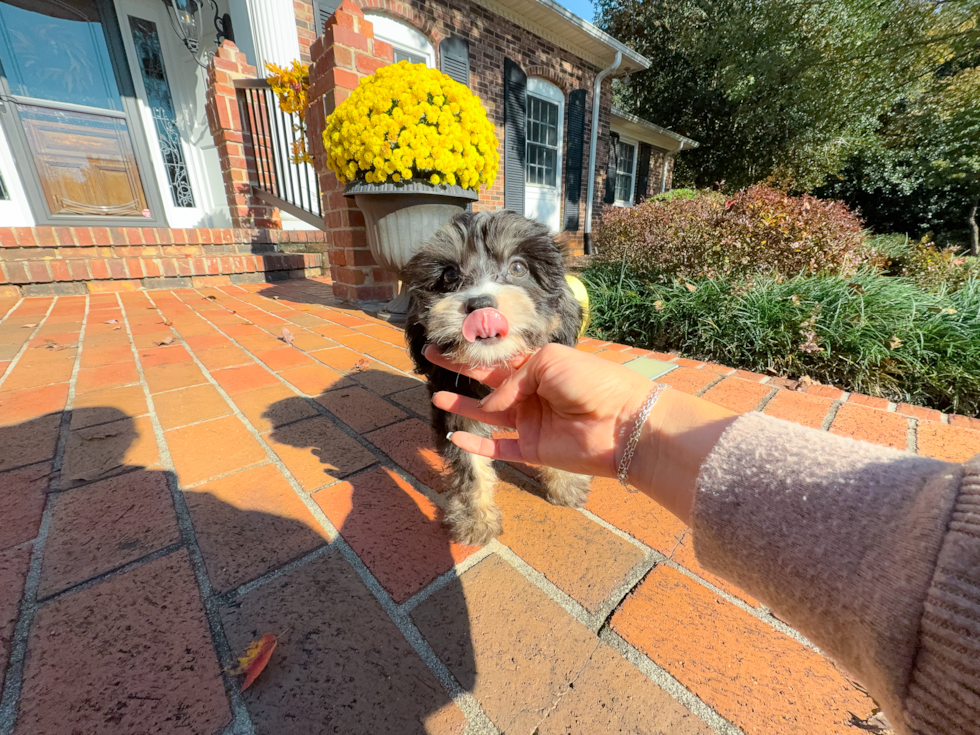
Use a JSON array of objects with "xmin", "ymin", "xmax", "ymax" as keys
[{"xmin": 617, "ymin": 383, "xmax": 668, "ymax": 490}]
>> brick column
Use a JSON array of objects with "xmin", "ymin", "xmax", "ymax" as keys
[
  {"xmin": 205, "ymin": 41, "xmax": 281, "ymax": 230},
  {"xmin": 306, "ymin": 0, "xmax": 396, "ymax": 305}
]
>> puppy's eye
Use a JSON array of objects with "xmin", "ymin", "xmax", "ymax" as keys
[
  {"xmin": 509, "ymin": 260, "xmax": 528, "ymax": 277},
  {"xmin": 442, "ymin": 265, "xmax": 459, "ymax": 283}
]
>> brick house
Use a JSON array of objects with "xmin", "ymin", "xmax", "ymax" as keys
[{"xmin": 0, "ymin": 0, "xmax": 694, "ymax": 300}]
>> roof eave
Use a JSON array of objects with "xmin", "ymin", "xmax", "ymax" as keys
[{"xmin": 610, "ymin": 107, "xmax": 700, "ymax": 150}]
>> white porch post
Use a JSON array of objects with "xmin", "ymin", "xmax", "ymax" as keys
[{"xmin": 243, "ymin": 0, "xmax": 303, "ymax": 74}]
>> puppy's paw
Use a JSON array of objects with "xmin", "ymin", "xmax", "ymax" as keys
[
  {"xmin": 541, "ymin": 468, "xmax": 592, "ymax": 509},
  {"xmin": 444, "ymin": 498, "xmax": 503, "ymax": 546}
]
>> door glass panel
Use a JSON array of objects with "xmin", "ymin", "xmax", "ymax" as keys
[
  {"xmin": 18, "ymin": 104, "xmax": 148, "ymax": 216},
  {"xmin": 128, "ymin": 16, "xmax": 194, "ymax": 207},
  {"xmin": 526, "ymin": 95, "xmax": 559, "ymax": 187},
  {"xmin": 0, "ymin": 0, "xmax": 121, "ymax": 110}
]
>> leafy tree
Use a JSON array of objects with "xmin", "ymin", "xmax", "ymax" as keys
[{"xmin": 597, "ymin": 0, "xmax": 980, "ymax": 192}]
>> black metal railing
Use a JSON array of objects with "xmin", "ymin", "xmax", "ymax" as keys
[{"xmin": 235, "ymin": 78, "xmax": 323, "ymax": 228}]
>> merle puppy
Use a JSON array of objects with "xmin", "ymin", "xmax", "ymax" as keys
[{"xmin": 404, "ymin": 209, "xmax": 590, "ymax": 545}]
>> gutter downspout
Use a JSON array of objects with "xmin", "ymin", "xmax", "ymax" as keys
[
  {"xmin": 583, "ymin": 50, "xmax": 622, "ymax": 256},
  {"xmin": 660, "ymin": 141, "xmax": 684, "ymax": 193}
]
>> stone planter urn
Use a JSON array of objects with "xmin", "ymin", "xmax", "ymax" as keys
[{"xmin": 345, "ymin": 181, "xmax": 478, "ymax": 323}]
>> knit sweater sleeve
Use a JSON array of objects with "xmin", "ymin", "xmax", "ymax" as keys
[{"xmin": 691, "ymin": 412, "xmax": 980, "ymax": 735}]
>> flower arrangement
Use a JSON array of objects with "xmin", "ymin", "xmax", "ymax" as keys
[
  {"xmin": 323, "ymin": 61, "xmax": 499, "ymax": 190},
  {"xmin": 265, "ymin": 61, "xmax": 312, "ymax": 165}
]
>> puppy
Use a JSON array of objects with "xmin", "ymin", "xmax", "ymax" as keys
[{"xmin": 404, "ymin": 210, "xmax": 591, "ymax": 545}]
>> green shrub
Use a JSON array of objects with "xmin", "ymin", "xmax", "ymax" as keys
[
  {"xmin": 595, "ymin": 185, "xmax": 881, "ymax": 280},
  {"xmin": 867, "ymin": 234, "xmax": 980, "ymax": 292},
  {"xmin": 580, "ymin": 263, "xmax": 980, "ymax": 415},
  {"xmin": 648, "ymin": 188, "xmax": 722, "ymax": 203}
]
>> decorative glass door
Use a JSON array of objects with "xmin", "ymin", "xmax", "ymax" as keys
[
  {"xmin": 0, "ymin": 0, "xmax": 164, "ymax": 224},
  {"xmin": 524, "ymin": 78, "xmax": 563, "ymax": 232}
]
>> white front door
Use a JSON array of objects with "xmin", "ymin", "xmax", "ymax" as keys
[{"xmin": 524, "ymin": 78, "xmax": 563, "ymax": 233}]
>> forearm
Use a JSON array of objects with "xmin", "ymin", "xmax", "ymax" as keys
[{"xmin": 623, "ymin": 387, "xmax": 738, "ymax": 525}]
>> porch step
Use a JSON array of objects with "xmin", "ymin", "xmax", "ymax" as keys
[{"xmin": 0, "ymin": 226, "xmax": 323, "ymax": 296}]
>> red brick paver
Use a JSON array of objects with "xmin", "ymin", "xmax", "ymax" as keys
[{"xmin": 0, "ymin": 278, "xmax": 973, "ymax": 735}]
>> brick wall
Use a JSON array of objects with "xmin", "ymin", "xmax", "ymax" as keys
[
  {"xmin": 295, "ymin": 0, "xmax": 317, "ymax": 62},
  {"xmin": 0, "ymin": 227, "xmax": 323, "ymax": 297}
]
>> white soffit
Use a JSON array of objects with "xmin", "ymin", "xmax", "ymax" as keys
[
  {"xmin": 469, "ymin": 0, "xmax": 651, "ymax": 72},
  {"xmin": 611, "ymin": 107, "xmax": 699, "ymax": 151}
]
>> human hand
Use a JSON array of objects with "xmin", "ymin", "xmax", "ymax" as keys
[{"xmin": 425, "ymin": 342, "xmax": 655, "ymax": 478}]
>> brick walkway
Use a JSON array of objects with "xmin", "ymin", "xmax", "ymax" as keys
[{"xmin": 1, "ymin": 277, "xmax": 978, "ymax": 734}]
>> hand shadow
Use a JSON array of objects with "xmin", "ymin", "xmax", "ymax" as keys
[{"xmin": 1, "ymin": 406, "xmax": 474, "ymax": 735}]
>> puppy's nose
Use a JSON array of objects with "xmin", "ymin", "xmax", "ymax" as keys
[{"xmin": 465, "ymin": 295, "xmax": 497, "ymax": 313}]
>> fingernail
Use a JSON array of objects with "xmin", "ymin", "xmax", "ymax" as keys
[
  {"xmin": 475, "ymin": 398, "xmax": 486, "ymax": 408},
  {"xmin": 446, "ymin": 432, "xmax": 454, "ymax": 440}
]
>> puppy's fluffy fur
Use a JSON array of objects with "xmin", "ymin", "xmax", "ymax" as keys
[{"xmin": 405, "ymin": 210, "xmax": 591, "ymax": 545}]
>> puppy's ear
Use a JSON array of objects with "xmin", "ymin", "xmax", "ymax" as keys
[
  {"xmin": 549, "ymin": 284, "xmax": 584, "ymax": 347},
  {"xmin": 405, "ymin": 298, "xmax": 432, "ymax": 377}
]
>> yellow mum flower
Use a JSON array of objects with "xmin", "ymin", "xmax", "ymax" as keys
[{"xmin": 323, "ymin": 62, "xmax": 499, "ymax": 192}]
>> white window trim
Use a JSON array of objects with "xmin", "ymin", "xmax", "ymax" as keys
[
  {"xmin": 365, "ymin": 13, "xmax": 435, "ymax": 67},
  {"xmin": 524, "ymin": 78, "xmax": 564, "ymax": 191},
  {"xmin": 612, "ymin": 134, "xmax": 638, "ymax": 206}
]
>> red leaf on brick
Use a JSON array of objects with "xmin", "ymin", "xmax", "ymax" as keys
[
  {"xmin": 155, "ymin": 336, "xmax": 174, "ymax": 346},
  {"xmin": 281, "ymin": 327, "xmax": 294, "ymax": 345},
  {"xmin": 354, "ymin": 358, "xmax": 371, "ymax": 372},
  {"xmin": 233, "ymin": 633, "xmax": 278, "ymax": 691}
]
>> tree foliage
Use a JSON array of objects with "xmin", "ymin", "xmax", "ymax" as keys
[{"xmin": 597, "ymin": 0, "xmax": 980, "ymax": 193}]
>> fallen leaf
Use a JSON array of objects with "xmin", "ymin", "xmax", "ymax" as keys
[
  {"xmin": 22, "ymin": 323, "xmax": 37, "ymax": 328},
  {"xmin": 281, "ymin": 327, "xmax": 294, "ymax": 345},
  {"xmin": 155, "ymin": 336, "xmax": 174, "ymax": 346},
  {"xmin": 271, "ymin": 296, "xmax": 280, "ymax": 300},
  {"xmin": 105, "ymin": 319, "xmax": 118, "ymax": 324},
  {"xmin": 888, "ymin": 336, "xmax": 903, "ymax": 350},
  {"xmin": 653, "ymin": 300, "xmax": 664, "ymax": 311},
  {"xmin": 684, "ymin": 282, "xmax": 696, "ymax": 292},
  {"xmin": 203, "ymin": 295, "xmax": 217, "ymax": 301},
  {"xmin": 163, "ymin": 319, "xmax": 173, "ymax": 326},
  {"xmin": 354, "ymin": 358, "xmax": 371, "ymax": 372},
  {"xmin": 232, "ymin": 633, "xmax": 278, "ymax": 692}
]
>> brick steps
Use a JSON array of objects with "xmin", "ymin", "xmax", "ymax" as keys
[{"xmin": 0, "ymin": 225, "xmax": 324, "ymax": 296}]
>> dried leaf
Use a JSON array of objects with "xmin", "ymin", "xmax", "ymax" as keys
[
  {"xmin": 233, "ymin": 633, "xmax": 278, "ymax": 692},
  {"xmin": 155, "ymin": 336, "xmax": 175, "ymax": 347},
  {"xmin": 104, "ymin": 319, "xmax": 118, "ymax": 324},
  {"xmin": 653, "ymin": 300, "xmax": 664, "ymax": 311},
  {"xmin": 354, "ymin": 358, "xmax": 371, "ymax": 372},
  {"xmin": 203, "ymin": 295, "xmax": 217, "ymax": 301},
  {"xmin": 22, "ymin": 323, "xmax": 37, "ymax": 328},
  {"xmin": 271, "ymin": 296, "xmax": 280, "ymax": 300},
  {"xmin": 684, "ymin": 282, "xmax": 697, "ymax": 292},
  {"xmin": 888, "ymin": 336, "xmax": 903, "ymax": 350},
  {"xmin": 281, "ymin": 327, "xmax": 294, "ymax": 345},
  {"xmin": 163, "ymin": 319, "xmax": 173, "ymax": 326}
]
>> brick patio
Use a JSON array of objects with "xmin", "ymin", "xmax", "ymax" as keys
[{"xmin": 1, "ymin": 277, "xmax": 978, "ymax": 734}]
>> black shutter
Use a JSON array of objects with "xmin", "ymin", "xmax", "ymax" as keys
[
  {"xmin": 562, "ymin": 89, "xmax": 586, "ymax": 231},
  {"xmin": 503, "ymin": 58, "xmax": 526, "ymax": 213},
  {"xmin": 634, "ymin": 142, "xmax": 652, "ymax": 204},
  {"xmin": 440, "ymin": 36, "xmax": 470, "ymax": 87},
  {"xmin": 315, "ymin": 0, "xmax": 340, "ymax": 35},
  {"xmin": 603, "ymin": 132, "xmax": 620, "ymax": 204}
]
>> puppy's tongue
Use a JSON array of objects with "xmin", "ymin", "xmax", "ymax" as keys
[{"xmin": 462, "ymin": 308, "xmax": 510, "ymax": 343}]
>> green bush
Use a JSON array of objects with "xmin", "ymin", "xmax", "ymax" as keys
[
  {"xmin": 580, "ymin": 263, "xmax": 980, "ymax": 415},
  {"xmin": 595, "ymin": 185, "xmax": 879, "ymax": 280},
  {"xmin": 648, "ymin": 188, "xmax": 722, "ymax": 203},
  {"xmin": 867, "ymin": 234, "xmax": 980, "ymax": 292}
]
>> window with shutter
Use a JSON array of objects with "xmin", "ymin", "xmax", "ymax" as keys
[
  {"xmin": 503, "ymin": 58, "xmax": 526, "ymax": 213},
  {"xmin": 613, "ymin": 139, "xmax": 636, "ymax": 204},
  {"xmin": 562, "ymin": 89, "xmax": 586, "ymax": 231},
  {"xmin": 439, "ymin": 36, "xmax": 469, "ymax": 87}
]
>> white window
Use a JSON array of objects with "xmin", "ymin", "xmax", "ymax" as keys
[
  {"xmin": 614, "ymin": 139, "xmax": 637, "ymax": 205},
  {"xmin": 365, "ymin": 14, "xmax": 435, "ymax": 67},
  {"xmin": 524, "ymin": 78, "xmax": 564, "ymax": 232}
]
